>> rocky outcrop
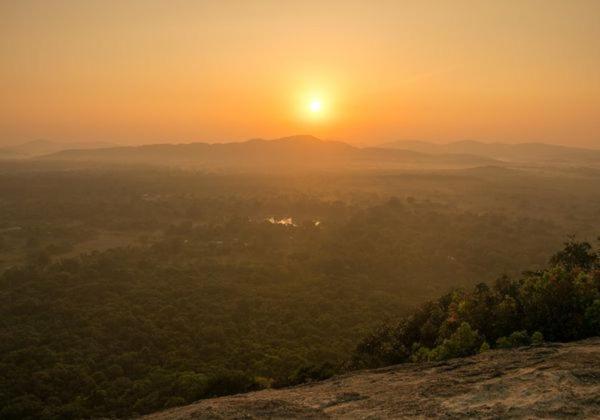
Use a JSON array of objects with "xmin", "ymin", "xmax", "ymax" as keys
[{"xmin": 145, "ymin": 338, "xmax": 600, "ymax": 419}]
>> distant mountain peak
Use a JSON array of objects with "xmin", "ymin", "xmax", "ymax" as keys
[{"xmin": 274, "ymin": 134, "xmax": 324, "ymax": 143}]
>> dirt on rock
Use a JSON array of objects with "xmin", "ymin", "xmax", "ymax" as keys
[{"xmin": 145, "ymin": 338, "xmax": 600, "ymax": 419}]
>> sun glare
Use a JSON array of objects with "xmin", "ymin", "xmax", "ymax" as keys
[
  {"xmin": 309, "ymin": 99, "xmax": 322, "ymax": 113},
  {"xmin": 295, "ymin": 90, "xmax": 332, "ymax": 123}
]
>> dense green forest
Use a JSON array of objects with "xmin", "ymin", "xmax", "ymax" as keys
[
  {"xmin": 353, "ymin": 239, "xmax": 600, "ymax": 368},
  {"xmin": 1, "ymin": 164, "xmax": 600, "ymax": 418}
]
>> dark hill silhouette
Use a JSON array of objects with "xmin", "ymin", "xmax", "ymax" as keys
[
  {"xmin": 41, "ymin": 136, "xmax": 498, "ymax": 170},
  {"xmin": 0, "ymin": 139, "xmax": 117, "ymax": 158},
  {"xmin": 382, "ymin": 140, "xmax": 600, "ymax": 163}
]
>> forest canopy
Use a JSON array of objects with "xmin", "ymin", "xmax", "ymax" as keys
[
  {"xmin": 353, "ymin": 239, "xmax": 600, "ymax": 368},
  {"xmin": 1, "ymin": 166, "xmax": 600, "ymax": 418}
]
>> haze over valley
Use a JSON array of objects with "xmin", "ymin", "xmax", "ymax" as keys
[{"xmin": 2, "ymin": 1, "xmax": 600, "ymax": 419}]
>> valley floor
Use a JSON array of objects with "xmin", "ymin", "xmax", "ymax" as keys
[{"xmin": 145, "ymin": 338, "xmax": 600, "ymax": 419}]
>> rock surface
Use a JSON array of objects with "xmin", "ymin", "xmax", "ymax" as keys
[{"xmin": 145, "ymin": 338, "xmax": 600, "ymax": 419}]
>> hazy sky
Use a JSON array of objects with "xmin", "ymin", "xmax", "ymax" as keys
[{"xmin": 1, "ymin": 0, "xmax": 599, "ymax": 147}]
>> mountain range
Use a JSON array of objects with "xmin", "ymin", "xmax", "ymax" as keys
[
  {"xmin": 381, "ymin": 140, "xmax": 600, "ymax": 163},
  {"xmin": 0, "ymin": 139, "xmax": 117, "ymax": 158},
  {"xmin": 3, "ymin": 136, "xmax": 600, "ymax": 170},
  {"xmin": 37, "ymin": 135, "xmax": 498, "ymax": 170}
]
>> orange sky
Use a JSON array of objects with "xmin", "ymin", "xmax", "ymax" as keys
[{"xmin": 1, "ymin": 0, "xmax": 599, "ymax": 147}]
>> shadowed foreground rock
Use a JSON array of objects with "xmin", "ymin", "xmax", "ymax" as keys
[{"xmin": 145, "ymin": 339, "xmax": 600, "ymax": 419}]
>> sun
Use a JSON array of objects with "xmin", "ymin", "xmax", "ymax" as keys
[
  {"xmin": 295, "ymin": 90, "xmax": 331, "ymax": 122},
  {"xmin": 309, "ymin": 99, "xmax": 322, "ymax": 113}
]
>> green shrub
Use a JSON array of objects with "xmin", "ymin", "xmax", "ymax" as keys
[
  {"xmin": 531, "ymin": 331, "xmax": 544, "ymax": 345},
  {"xmin": 508, "ymin": 330, "xmax": 531, "ymax": 347},
  {"xmin": 410, "ymin": 344, "xmax": 431, "ymax": 362},
  {"xmin": 495, "ymin": 331, "xmax": 531, "ymax": 348},
  {"xmin": 585, "ymin": 300, "xmax": 600, "ymax": 334},
  {"xmin": 163, "ymin": 397, "xmax": 185, "ymax": 409},
  {"xmin": 495, "ymin": 336, "xmax": 511, "ymax": 349},
  {"xmin": 276, "ymin": 362, "xmax": 337, "ymax": 387},
  {"xmin": 429, "ymin": 322, "xmax": 482, "ymax": 361},
  {"xmin": 204, "ymin": 372, "xmax": 261, "ymax": 397}
]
